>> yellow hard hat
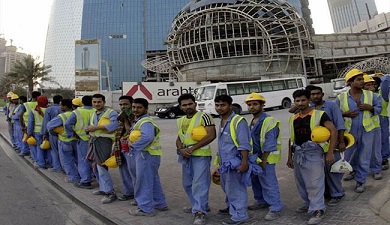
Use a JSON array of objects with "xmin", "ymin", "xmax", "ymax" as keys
[
  {"xmin": 191, "ymin": 126, "xmax": 208, "ymax": 142},
  {"xmin": 98, "ymin": 117, "xmax": 110, "ymax": 126},
  {"xmin": 22, "ymin": 133, "xmax": 28, "ymax": 142},
  {"xmin": 345, "ymin": 68, "xmax": 364, "ymax": 82},
  {"xmin": 363, "ymin": 74, "xmax": 374, "ymax": 83},
  {"xmin": 27, "ymin": 136, "xmax": 37, "ymax": 145},
  {"xmin": 6, "ymin": 91, "xmax": 14, "ymax": 98},
  {"xmin": 72, "ymin": 98, "xmax": 83, "ymax": 107},
  {"xmin": 40, "ymin": 140, "xmax": 51, "ymax": 150},
  {"xmin": 244, "ymin": 92, "xmax": 266, "ymax": 103},
  {"xmin": 11, "ymin": 94, "xmax": 19, "ymax": 100},
  {"xmin": 311, "ymin": 126, "xmax": 330, "ymax": 143},
  {"xmin": 211, "ymin": 166, "xmax": 221, "ymax": 186},
  {"xmin": 53, "ymin": 126, "xmax": 64, "ymax": 134},
  {"xmin": 373, "ymin": 72, "xmax": 384, "ymax": 78},
  {"xmin": 344, "ymin": 132, "xmax": 355, "ymax": 149},
  {"xmin": 129, "ymin": 130, "xmax": 142, "ymax": 143},
  {"xmin": 102, "ymin": 155, "xmax": 118, "ymax": 168}
]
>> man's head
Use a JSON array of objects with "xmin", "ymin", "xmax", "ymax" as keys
[
  {"xmin": 82, "ymin": 95, "xmax": 92, "ymax": 107},
  {"xmin": 19, "ymin": 96, "xmax": 27, "ymax": 103},
  {"xmin": 11, "ymin": 94, "xmax": 19, "ymax": 104},
  {"xmin": 363, "ymin": 75, "xmax": 375, "ymax": 91},
  {"xmin": 53, "ymin": 95, "xmax": 63, "ymax": 104},
  {"xmin": 214, "ymin": 95, "xmax": 232, "ymax": 116},
  {"xmin": 92, "ymin": 94, "xmax": 105, "ymax": 111},
  {"xmin": 60, "ymin": 99, "xmax": 72, "ymax": 112},
  {"xmin": 372, "ymin": 76, "xmax": 381, "ymax": 92},
  {"xmin": 132, "ymin": 98, "xmax": 148, "ymax": 117},
  {"xmin": 245, "ymin": 93, "xmax": 266, "ymax": 115},
  {"xmin": 309, "ymin": 86, "xmax": 324, "ymax": 104},
  {"xmin": 72, "ymin": 98, "xmax": 83, "ymax": 109},
  {"xmin": 31, "ymin": 91, "xmax": 41, "ymax": 100},
  {"xmin": 293, "ymin": 89, "xmax": 311, "ymax": 111},
  {"xmin": 119, "ymin": 95, "xmax": 133, "ymax": 111},
  {"xmin": 178, "ymin": 93, "xmax": 197, "ymax": 116}
]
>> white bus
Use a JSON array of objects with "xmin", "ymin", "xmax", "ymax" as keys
[{"xmin": 195, "ymin": 77, "xmax": 307, "ymax": 115}]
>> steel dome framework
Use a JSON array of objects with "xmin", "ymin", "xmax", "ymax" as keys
[
  {"xmin": 143, "ymin": 0, "xmax": 311, "ymax": 81},
  {"xmin": 338, "ymin": 57, "xmax": 390, "ymax": 78}
]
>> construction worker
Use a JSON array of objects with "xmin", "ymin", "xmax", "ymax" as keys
[
  {"xmin": 18, "ymin": 96, "xmax": 30, "ymax": 156},
  {"xmin": 5, "ymin": 91, "xmax": 16, "ymax": 148},
  {"xmin": 65, "ymin": 95, "xmax": 95, "ymax": 189},
  {"xmin": 47, "ymin": 99, "xmax": 80, "ymax": 183},
  {"xmin": 378, "ymin": 74, "xmax": 390, "ymax": 170},
  {"xmin": 115, "ymin": 95, "xmax": 135, "ymax": 201},
  {"xmin": 287, "ymin": 89, "xmax": 337, "ymax": 225},
  {"xmin": 22, "ymin": 91, "xmax": 41, "ymax": 161},
  {"xmin": 42, "ymin": 95, "xmax": 63, "ymax": 173},
  {"xmin": 244, "ymin": 93, "xmax": 283, "ymax": 221},
  {"xmin": 336, "ymin": 69, "xmax": 381, "ymax": 193},
  {"xmin": 176, "ymin": 93, "xmax": 216, "ymax": 225},
  {"xmin": 10, "ymin": 94, "xmax": 22, "ymax": 152},
  {"xmin": 214, "ymin": 95, "xmax": 251, "ymax": 225},
  {"xmin": 86, "ymin": 94, "xmax": 119, "ymax": 204},
  {"xmin": 72, "ymin": 98, "xmax": 83, "ymax": 110},
  {"xmin": 28, "ymin": 95, "xmax": 51, "ymax": 169},
  {"xmin": 309, "ymin": 86, "xmax": 347, "ymax": 206},
  {"xmin": 128, "ymin": 98, "xmax": 168, "ymax": 217}
]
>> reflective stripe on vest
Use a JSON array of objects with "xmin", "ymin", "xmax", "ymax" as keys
[
  {"xmin": 24, "ymin": 102, "xmax": 37, "ymax": 126},
  {"xmin": 58, "ymin": 112, "xmax": 77, "ymax": 142},
  {"xmin": 133, "ymin": 117, "xmax": 162, "ymax": 156},
  {"xmin": 89, "ymin": 108, "xmax": 115, "ymax": 140},
  {"xmin": 177, "ymin": 111, "xmax": 212, "ymax": 156},
  {"xmin": 230, "ymin": 115, "xmax": 253, "ymax": 150},
  {"xmin": 338, "ymin": 90, "xmax": 379, "ymax": 132},
  {"xmin": 379, "ymin": 89, "xmax": 389, "ymax": 117},
  {"xmin": 289, "ymin": 109, "xmax": 329, "ymax": 152},
  {"xmin": 74, "ymin": 107, "xmax": 95, "ymax": 141},
  {"xmin": 32, "ymin": 108, "xmax": 46, "ymax": 133},
  {"xmin": 259, "ymin": 117, "xmax": 282, "ymax": 164},
  {"xmin": 11, "ymin": 104, "xmax": 22, "ymax": 123}
]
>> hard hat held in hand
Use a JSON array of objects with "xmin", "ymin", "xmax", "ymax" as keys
[
  {"xmin": 129, "ymin": 130, "xmax": 142, "ymax": 143},
  {"xmin": 53, "ymin": 126, "xmax": 64, "ymax": 134},
  {"xmin": 22, "ymin": 133, "xmax": 28, "ymax": 142},
  {"xmin": 102, "ymin": 155, "xmax": 118, "ymax": 168},
  {"xmin": 343, "ymin": 132, "xmax": 355, "ymax": 149},
  {"xmin": 27, "ymin": 136, "xmax": 37, "ymax": 145},
  {"xmin": 191, "ymin": 126, "xmax": 207, "ymax": 142},
  {"xmin": 311, "ymin": 126, "xmax": 330, "ymax": 143},
  {"xmin": 211, "ymin": 165, "xmax": 221, "ymax": 185},
  {"xmin": 40, "ymin": 140, "xmax": 51, "ymax": 150},
  {"xmin": 98, "ymin": 117, "xmax": 110, "ymax": 126}
]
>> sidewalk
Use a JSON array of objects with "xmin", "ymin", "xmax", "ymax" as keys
[{"xmin": 0, "ymin": 113, "xmax": 388, "ymax": 225}]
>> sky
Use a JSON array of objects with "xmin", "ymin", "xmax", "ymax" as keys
[{"xmin": 0, "ymin": 0, "xmax": 389, "ymax": 59}]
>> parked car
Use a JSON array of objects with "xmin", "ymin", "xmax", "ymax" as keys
[{"xmin": 155, "ymin": 102, "xmax": 185, "ymax": 119}]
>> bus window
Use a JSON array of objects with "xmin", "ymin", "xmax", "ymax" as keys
[
  {"xmin": 297, "ymin": 79, "xmax": 303, "ymax": 88},
  {"xmin": 216, "ymin": 88, "xmax": 227, "ymax": 96},
  {"xmin": 272, "ymin": 80, "xmax": 286, "ymax": 91},
  {"xmin": 243, "ymin": 82, "xmax": 260, "ymax": 94},
  {"xmin": 260, "ymin": 81, "xmax": 272, "ymax": 92},
  {"xmin": 286, "ymin": 79, "xmax": 298, "ymax": 89},
  {"xmin": 196, "ymin": 86, "xmax": 216, "ymax": 100},
  {"xmin": 227, "ymin": 83, "xmax": 244, "ymax": 95}
]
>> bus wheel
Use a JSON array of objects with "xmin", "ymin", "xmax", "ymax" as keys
[
  {"xmin": 280, "ymin": 98, "xmax": 291, "ymax": 109},
  {"xmin": 232, "ymin": 105, "xmax": 242, "ymax": 114}
]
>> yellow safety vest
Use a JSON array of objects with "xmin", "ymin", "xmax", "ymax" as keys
[
  {"xmin": 23, "ymin": 102, "xmax": 37, "ymax": 126},
  {"xmin": 379, "ymin": 89, "xmax": 389, "ymax": 117},
  {"xmin": 338, "ymin": 90, "xmax": 380, "ymax": 132},
  {"xmin": 289, "ymin": 109, "xmax": 329, "ymax": 152},
  {"xmin": 133, "ymin": 116, "xmax": 162, "ymax": 156},
  {"xmin": 58, "ymin": 111, "xmax": 77, "ymax": 142},
  {"xmin": 89, "ymin": 108, "xmax": 116, "ymax": 141},
  {"xmin": 177, "ymin": 111, "xmax": 212, "ymax": 156},
  {"xmin": 11, "ymin": 104, "xmax": 22, "ymax": 124},
  {"xmin": 73, "ymin": 107, "xmax": 95, "ymax": 141},
  {"xmin": 32, "ymin": 108, "xmax": 46, "ymax": 133},
  {"xmin": 259, "ymin": 117, "xmax": 282, "ymax": 164}
]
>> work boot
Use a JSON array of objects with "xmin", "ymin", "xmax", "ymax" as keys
[
  {"xmin": 382, "ymin": 159, "xmax": 389, "ymax": 170},
  {"xmin": 218, "ymin": 207, "xmax": 229, "ymax": 215},
  {"xmin": 307, "ymin": 210, "xmax": 325, "ymax": 225},
  {"xmin": 129, "ymin": 208, "xmax": 157, "ymax": 217},
  {"xmin": 264, "ymin": 210, "xmax": 281, "ymax": 221},
  {"xmin": 193, "ymin": 212, "xmax": 206, "ymax": 225},
  {"xmin": 354, "ymin": 182, "xmax": 365, "ymax": 193},
  {"xmin": 295, "ymin": 205, "xmax": 308, "ymax": 213},
  {"xmin": 247, "ymin": 203, "xmax": 269, "ymax": 210},
  {"xmin": 343, "ymin": 171, "xmax": 355, "ymax": 181},
  {"xmin": 101, "ymin": 193, "xmax": 117, "ymax": 204},
  {"xmin": 373, "ymin": 173, "xmax": 383, "ymax": 180},
  {"xmin": 328, "ymin": 195, "xmax": 345, "ymax": 207}
]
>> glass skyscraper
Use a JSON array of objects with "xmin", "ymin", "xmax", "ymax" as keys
[{"xmin": 44, "ymin": 0, "xmax": 189, "ymax": 89}]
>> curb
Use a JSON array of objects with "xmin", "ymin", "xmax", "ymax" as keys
[
  {"xmin": 369, "ymin": 179, "xmax": 390, "ymax": 223},
  {"xmin": 0, "ymin": 133, "xmax": 118, "ymax": 225}
]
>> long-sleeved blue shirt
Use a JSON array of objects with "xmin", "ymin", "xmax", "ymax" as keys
[
  {"xmin": 46, "ymin": 114, "xmax": 65, "ymax": 136},
  {"xmin": 11, "ymin": 104, "xmax": 25, "ymax": 123},
  {"xmin": 250, "ymin": 113, "xmax": 278, "ymax": 156},
  {"xmin": 89, "ymin": 107, "xmax": 119, "ymax": 132},
  {"xmin": 380, "ymin": 75, "xmax": 390, "ymax": 103},
  {"xmin": 310, "ymin": 100, "xmax": 346, "ymax": 131},
  {"xmin": 41, "ymin": 104, "xmax": 62, "ymax": 136},
  {"xmin": 28, "ymin": 109, "xmax": 46, "ymax": 135},
  {"xmin": 131, "ymin": 114, "xmax": 156, "ymax": 151},
  {"xmin": 65, "ymin": 106, "xmax": 94, "ymax": 138}
]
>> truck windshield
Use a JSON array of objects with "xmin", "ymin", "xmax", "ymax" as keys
[
  {"xmin": 333, "ymin": 79, "xmax": 346, "ymax": 90},
  {"xmin": 196, "ymin": 86, "xmax": 216, "ymax": 101}
]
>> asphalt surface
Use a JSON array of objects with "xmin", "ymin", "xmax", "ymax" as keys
[{"xmin": 0, "ymin": 110, "xmax": 388, "ymax": 225}]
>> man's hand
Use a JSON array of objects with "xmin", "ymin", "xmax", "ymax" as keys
[
  {"xmin": 343, "ymin": 110, "xmax": 359, "ymax": 118},
  {"xmin": 85, "ymin": 126, "xmax": 98, "ymax": 132},
  {"xmin": 338, "ymin": 142, "xmax": 346, "ymax": 152},
  {"xmin": 179, "ymin": 148, "xmax": 192, "ymax": 158},
  {"xmin": 260, "ymin": 160, "xmax": 267, "ymax": 170},
  {"xmin": 358, "ymin": 103, "xmax": 373, "ymax": 111},
  {"xmin": 325, "ymin": 152, "xmax": 335, "ymax": 165},
  {"xmin": 286, "ymin": 158, "xmax": 294, "ymax": 169},
  {"xmin": 237, "ymin": 162, "xmax": 249, "ymax": 172}
]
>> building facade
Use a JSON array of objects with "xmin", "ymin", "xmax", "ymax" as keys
[
  {"xmin": 339, "ymin": 12, "xmax": 390, "ymax": 33},
  {"xmin": 328, "ymin": 0, "xmax": 378, "ymax": 33}
]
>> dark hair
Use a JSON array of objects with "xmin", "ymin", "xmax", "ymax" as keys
[
  {"xmin": 293, "ymin": 89, "xmax": 310, "ymax": 100},
  {"xmin": 178, "ymin": 93, "xmax": 195, "ymax": 105},
  {"xmin": 310, "ymin": 85, "xmax": 323, "ymax": 93},
  {"xmin": 92, "ymin": 93, "xmax": 105, "ymax": 102},
  {"xmin": 82, "ymin": 95, "xmax": 92, "ymax": 106},
  {"xmin": 60, "ymin": 99, "xmax": 73, "ymax": 109},
  {"xmin": 373, "ymin": 76, "xmax": 381, "ymax": 85},
  {"xmin": 31, "ymin": 91, "xmax": 41, "ymax": 99},
  {"xmin": 133, "ymin": 98, "xmax": 148, "ymax": 108},
  {"xmin": 53, "ymin": 95, "xmax": 63, "ymax": 104},
  {"xmin": 305, "ymin": 85, "xmax": 316, "ymax": 92},
  {"xmin": 19, "ymin": 96, "xmax": 27, "ymax": 102},
  {"xmin": 119, "ymin": 95, "xmax": 133, "ymax": 104},
  {"xmin": 214, "ymin": 94, "xmax": 233, "ymax": 105}
]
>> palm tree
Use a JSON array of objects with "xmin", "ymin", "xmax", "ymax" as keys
[{"xmin": 7, "ymin": 55, "xmax": 53, "ymax": 93}]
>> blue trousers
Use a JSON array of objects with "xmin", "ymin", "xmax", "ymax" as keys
[
  {"xmin": 59, "ymin": 140, "xmax": 79, "ymax": 182},
  {"xmin": 49, "ymin": 134, "xmax": 62, "ymax": 171},
  {"xmin": 135, "ymin": 151, "xmax": 167, "ymax": 214},
  {"xmin": 220, "ymin": 168, "xmax": 249, "ymax": 222},
  {"xmin": 325, "ymin": 151, "xmax": 344, "ymax": 198},
  {"xmin": 250, "ymin": 163, "xmax": 284, "ymax": 212},
  {"xmin": 370, "ymin": 129, "xmax": 382, "ymax": 174},
  {"xmin": 293, "ymin": 143, "xmax": 325, "ymax": 212},
  {"xmin": 35, "ymin": 133, "xmax": 52, "ymax": 168},
  {"xmin": 8, "ymin": 120, "xmax": 16, "ymax": 146},
  {"xmin": 97, "ymin": 164, "xmax": 114, "ymax": 193},
  {"xmin": 13, "ymin": 122, "xmax": 23, "ymax": 150},
  {"xmin": 182, "ymin": 156, "xmax": 211, "ymax": 215},
  {"xmin": 77, "ymin": 140, "xmax": 92, "ymax": 183},
  {"xmin": 345, "ymin": 129, "xmax": 376, "ymax": 183},
  {"xmin": 380, "ymin": 116, "xmax": 390, "ymax": 160},
  {"xmin": 21, "ymin": 140, "xmax": 30, "ymax": 154},
  {"xmin": 119, "ymin": 152, "xmax": 135, "ymax": 196}
]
